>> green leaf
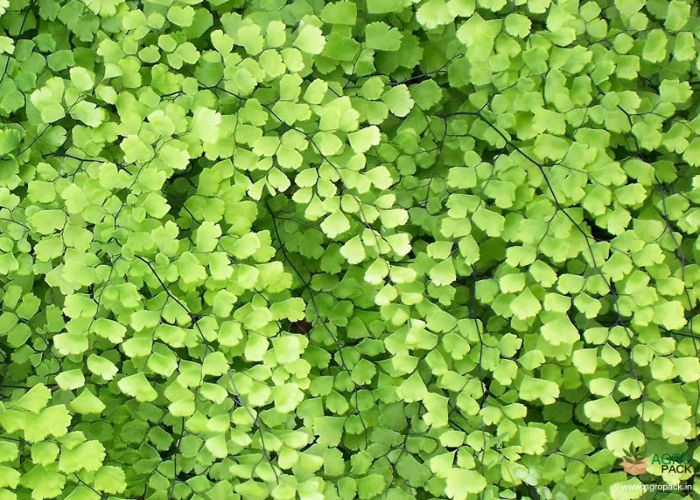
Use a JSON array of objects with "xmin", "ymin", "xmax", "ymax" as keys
[
  {"xmin": 87, "ymin": 355, "xmax": 118, "ymax": 380},
  {"xmin": 541, "ymin": 314, "xmax": 579, "ymax": 345},
  {"xmin": 59, "ymin": 440, "xmax": 105, "ymax": 472},
  {"xmin": 445, "ymin": 469, "xmax": 486, "ymax": 499},
  {"xmin": 366, "ymin": 22, "xmax": 403, "ymax": 51},
  {"xmin": 584, "ymin": 396, "xmax": 621, "ymax": 423},
  {"xmin": 320, "ymin": 210, "xmax": 351, "ymax": 239},
  {"xmin": 69, "ymin": 67, "xmax": 95, "ymax": 91},
  {"xmin": 294, "ymin": 25, "xmax": 326, "ymax": 55},
  {"xmin": 14, "ymin": 385, "xmax": 51, "ymax": 413},
  {"xmin": 94, "ymin": 466, "xmax": 127, "ymax": 494},
  {"xmin": 69, "ymin": 389, "xmax": 106, "ymax": 414},
  {"xmin": 534, "ymin": 134, "xmax": 569, "ymax": 161},
  {"xmin": 510, "ymin": 288, "xmax": 541, "ymax": 320},
  {"xmin": 55, "ymin": 370, "xmax": 85, "ymax": 390},
  {"xmin": 505, "ymin": 13, "xmax": 531, "ymax": 37},
  {"xmin": 20, "ymin": 465, "xmax": 66, "ymax": 499},
  {"xmin": 382, "ymin": 85, "xmax": 414, "ymax": 117},
  {"xmin": 167, "ymin": 5, "xmax": 195, "ymax": 26},
  {"xmin": 358, "ymin": 474, "xmax": 386, "ymax": 499},
  {"xmin": 519, "ymin": 376, "xmax": 560, "ymax": 405},
  {"xmin": 0, "ymin": 441, "xmax": 18, "ymax": 463},
  {"xmin": 396, "ymin": 372, "xmax": 428, "ymax": 402},
  {"xmin": 642, "ymin": 29, "xmax": 667, "ymax": 63},
  {"xmin": 321, "ymin": 1, "xmax": 357, "ymax": 24},
  {"xmin": 410, "ymin": 80, "xmax": 442, "ymax": 109},
  {"xmin": 30, "ymin": 442, "xmax": 59, "ymax": 465},
  {"xmin": 117, "ymin": 373, "xmax": 158, "ymax": 402},
  {"xmin": 416, "ymin": 0, "xmax": 454, "ymax": 29},
  {"xmin": 348, "ymin": 126, "xmax": 381, "ymax": 153}
]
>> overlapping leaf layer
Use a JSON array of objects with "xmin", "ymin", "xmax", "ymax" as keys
[{"xmin": 1, "ymin": 0, "xmax": 700, "ymax": 499}]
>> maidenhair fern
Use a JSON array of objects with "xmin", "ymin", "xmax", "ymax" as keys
[{"xmin": 1, "ymin": 0, "xmax": 699, "ymax": 499}]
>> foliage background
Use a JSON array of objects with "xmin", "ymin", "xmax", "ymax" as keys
[{"xmin": 1, "ymin": 0, "xmax": 700, "ymax": 498}]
